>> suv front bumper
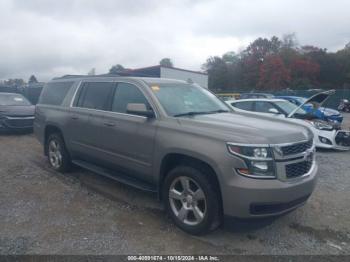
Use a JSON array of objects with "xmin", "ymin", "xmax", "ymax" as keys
[
  {"xmin": 0, "ymin": 116, "xmax": 34, "ymax": 131},
  {"xmin": 219, "ymin": 145, "xmax": 318, "ymax": 218}
]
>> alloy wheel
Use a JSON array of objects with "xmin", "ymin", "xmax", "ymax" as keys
[
  {"xmin": 48, "ymin": 139, "xmax": 62, "ymax": 169},
  {"xmin": 169, "ymin": 176, "xmax": 207, "ymax": 226}
]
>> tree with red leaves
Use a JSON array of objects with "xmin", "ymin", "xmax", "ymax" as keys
[
  {"xmin": 257, "ymin": 55, "xmax": 291, "ymax": 90},
  {"xmin": 290, "ymin": 58, "xmax": 320, "ymax": 86},
  {"xmin": 202, "ymin": 35, "xmax": 350, "ymax": 91}
]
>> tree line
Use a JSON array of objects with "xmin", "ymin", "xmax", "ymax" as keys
[
  {"xmin": 202, "ymin": 34, "xmax": 350, "ymax": 92},
  {"xmin": 3, "ymin": 34, "xmax": 350, "ymax": 93},
  {"xmin": 0, "ymin": 75, "xmax": 39, "ymax": 87}
]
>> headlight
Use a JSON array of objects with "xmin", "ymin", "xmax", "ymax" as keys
[
  {"xmin": 324, "ymin": 111, "xmax": 334, "ymax": 117},
  {"xmin": 227, "ymin": 144, "xmax": 275, "ymax": 179},
  {"xmin": 311, "ymin": 121, "xmax": 333, "ymax": 131}
]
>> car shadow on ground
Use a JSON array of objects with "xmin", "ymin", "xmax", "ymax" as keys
[
  {"xmin": 0, "ymin": 129, "xmax": 33, "ymax": 136},
  {"xmin": 316, "ymin": 148, "xmax": 348, "ymax": 154},
  {"xmin": 222, "ymin": 216, "xmax": 278, "ymax": 233},
  {"xmin": 28, "ymin": 139, "xmax": 299, "ymax": 236},
  {"xmin": 30, "ymin": 153, "xmax": 282, "ymax": 236},
  {"xmin": 68, "ymin": 165, "xmax": 278, "ymax": 234}
]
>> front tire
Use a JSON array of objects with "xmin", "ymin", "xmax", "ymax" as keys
[
  {"xmin": 163, "ymin": 165, "xmax": 221, "ymax": 235},
  {"xmin": 46, "ymin": 133, "xmax": 71, "ymax": 172}
]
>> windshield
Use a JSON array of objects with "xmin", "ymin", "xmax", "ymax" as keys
[
  {"xmin": 149, "ymin": 83, "xmax": 230, "ymax": 117},
  {"xmin": 274, "ymin": 101, "xmax": 307, "ymax": 116},
  {"xmin": 295, "ymin": 97, "xmax": 317, "ymax": 109},
  {"xmin": 0, "ymin": 94, "xmax": 32, "ymax": 106},
  {"xmin": 295, "ymin": 97, "xmax": 307, "ymax": 104}
]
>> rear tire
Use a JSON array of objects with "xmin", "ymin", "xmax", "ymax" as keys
[
  {"xmin": 46, "ymin": 133, "xmax": 71, "ymax": 173},
  {"xmin": 163, "ymin": 165, "xmax": 221, "ymax": 235}
]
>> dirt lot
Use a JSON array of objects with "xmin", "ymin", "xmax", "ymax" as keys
[{"xmin": 0, "ymin": 115, "xmax": 350, "ymax": 255}]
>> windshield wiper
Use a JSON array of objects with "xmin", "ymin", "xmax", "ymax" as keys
[
  {"xmin": 208, "ymin": 109, "xmax": 230, "ymax": 114},
  {"xmin": 173, "ymin": 111, "xmax": 209, "ymax": 117},
  {"xmin": 173, "ymin": 109, "xmax": 229, "ymax": 117}
]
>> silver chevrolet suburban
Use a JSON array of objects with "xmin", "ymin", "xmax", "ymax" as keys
[{"xmin": 34, "ymin": 76, "xmax": 317, "ymax": 234}]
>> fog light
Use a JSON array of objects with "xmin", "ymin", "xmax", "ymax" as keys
[
  {"xmin": 251, "ymin": 161, "xmax": 268, "ymax": 171},
  {"xmin": 319, "ymin": 136, "xmax": 332, "ymax": 145},
  {"xmin": 237, "ymin": 168, "xmax": 249, "ymax": 175}
]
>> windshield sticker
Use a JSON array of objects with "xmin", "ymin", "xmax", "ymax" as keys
[{"xmin": 151, "ymin": 85, "xmax": 160, "ymax": 92}]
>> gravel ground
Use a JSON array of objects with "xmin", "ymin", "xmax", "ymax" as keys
[{"xmin": 0, "ymin": 114, "xmax": 350, "ymax": 255}]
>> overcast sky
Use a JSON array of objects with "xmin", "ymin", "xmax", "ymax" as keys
[{"xmin": 0, "ymin": 0, "xmax": 349, "ymax": 81}]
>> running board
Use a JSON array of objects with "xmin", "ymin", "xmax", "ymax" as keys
[{"xmin": 72, "ymin": 160, "xmax": 157, "ymax": 193}]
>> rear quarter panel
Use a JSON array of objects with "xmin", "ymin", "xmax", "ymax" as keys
[{"xmin": 34, "ymin": 80, "xmax": 80, "ymax": 147}]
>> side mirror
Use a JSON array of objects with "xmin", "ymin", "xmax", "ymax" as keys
[
  {"xmin": 268, "ymin": 108, "xmax": 279, "ymax": 114},
  {"xmin": 126, "ymin": 103, "xmax": 155, "ymax": 118}
]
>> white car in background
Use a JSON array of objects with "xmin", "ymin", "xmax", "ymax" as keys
[{"xmin": 227, "ymin": 91, "xmax": 350, "ymax": 150}]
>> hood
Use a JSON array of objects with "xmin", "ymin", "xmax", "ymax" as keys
[
  {"xmin": 178, "ymin": 112, "xmax": 312, "ymax": 145},
  {"xmin": 0, "ymin": 105, "xmax": 35, "ymax": 117},
  {"xmin": 288, "ymin": 90, "xmax": 335, "ymax": 118}
]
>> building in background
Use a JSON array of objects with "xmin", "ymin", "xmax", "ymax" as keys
[
  {"xmin": 58, "ymin": 65, "xmax": 209, "ymax": 88},
  {"xmin": 131, "ymin": 65, "xmax": 208, "ymax": 88}
]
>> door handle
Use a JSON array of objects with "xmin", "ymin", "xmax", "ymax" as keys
[
  {"xmin": 103, "ymin": 122, "xmax": 115, "ymax": 127},
  {"xmin": 71, "ymin": 116, "xmax": 79, "ymax": 120}
]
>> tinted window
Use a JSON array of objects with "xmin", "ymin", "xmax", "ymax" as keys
[
  {"xmin": 40, "ymin": 81, "xmax": 74, "ymax": 105},
  {"xmin": 77, "ymin": 82, "xmax": 114, "ymax": 110},
  {"xmin": 254, "ymin": 101, "xmax": 277, "ymax": 113},
  {"xmin": 112, "ymin": 83, "xmax": 150, "ymax": 114},
  {"xmin": 288, "ymin": 99, "xmax": 298, "ymax": 105},
  {"xmin": 232, "ymin": 101, "xmax": 254, "ymax": 111}
]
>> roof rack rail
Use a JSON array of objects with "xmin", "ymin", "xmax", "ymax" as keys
[
  {"xmin": 53, "ymin": 74, "xmax": 123, "ymax": 80},
  {"xmin": 53, "ymin": 71, "xmax": 154, "ymax": 80}
]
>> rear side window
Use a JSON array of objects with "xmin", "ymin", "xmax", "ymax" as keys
[
  {"xmin": 76, "ymin": 82, "xmax": 115, "ymax": 110},
  {"xmin": 288, "ymin": 99, "xmax": 298, "ymax": 105},
  {"xmin": 112, "ymin": 83, "xmax": 150, "ymax": 114},
  {"xmin": 40, "ymin": 81, "xmax": 74, "ymax": 105},
  {"xmin": 233, "ymin": 101, "xmax": 253, "ymax": 111},
  {"xmin": 254, "ymin": 101, "xmax": 276, "ymax": 113}
]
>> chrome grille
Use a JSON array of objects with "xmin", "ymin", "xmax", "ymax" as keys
[
  {"xmin": 285, "ymin": 160, "xmax": 313, "ymax": 178},
  {"xmin": 281, "ymin": 140, "xmax": 313, "ymax": 156}
]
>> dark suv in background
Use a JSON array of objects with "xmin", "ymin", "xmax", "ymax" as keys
[
  {"xmin": 0, "ymin": 92, "xmax": 35, "ymax": 132},
  {"xmin": 34, "ymin": 76, "xmax": 317, "ymax": 234}
]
